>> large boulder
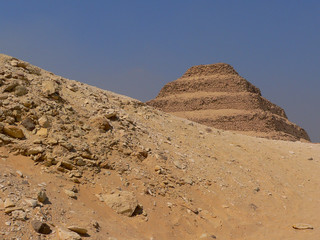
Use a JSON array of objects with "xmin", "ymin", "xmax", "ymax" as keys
[
  {"xmin": 102, "ymin": 191, "xmax": 138, "ymax": 217},
  {"xmin": 3, "ymin": 125, "xmax": 25, "ymax": 139}
]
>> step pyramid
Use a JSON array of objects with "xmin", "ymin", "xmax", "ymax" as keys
[{"xmin": 147, "ymin": 63, "xmax": 310, "ymax": 141}]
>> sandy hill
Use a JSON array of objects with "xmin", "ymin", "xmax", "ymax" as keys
[
  {"xmin": 0, "ymin": 54, "xmax": 319, "ymax": 240},
  {"xmin": 147, "ymin": 63, "xmax": 310, "ymax": 141}
]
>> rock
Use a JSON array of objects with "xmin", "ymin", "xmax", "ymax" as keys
[
  {"xmin": 0, "ymin": 133, "xmax": 12, "ymax": 143},
  {"xmin": 38, "ymin": 116, "xmax": 51, "ymax": 128},
  {"xmin": 12, "ymin": 210, "xmax": 27, "ymax": 221},
  {"xmin": 292, "ymin": 223, "xmax": 314, "ymax": 230},
  {"xmin": 31, "ymin": 220, "xmax": 51, "ymax": 234},
  {"xmin": 59, "ymin": 161, "xmax": 74, "ymax": 170},
  {"xmin": 75, "ymin": 158, "xmax": 86, "ymax": 166},
  {"xmin": 42, "ymin": 80, "xmax": 58, "ymax": 96},
  {"xmin": 173, "ymin": 160, "xmax": 186, "ymax": 169},
  {"xmin": 10, "ymin": 59, "xmax": 19, "ymax": 66},
  {"xmin": 60, "ymin": 142, "xmax": 74, "ymax": 151},
  {"xmin": 64, "ymin": 189, "xmax": 77, "ymax": 199},
  {"xmin": 36, "ymin": 128, "xmax": 48, "ymax": 137},
  {"xmin": 22, "ymin": 99, "xmax": 33, "ymax": 108},
  {"xmin": 3, "ymin": 81, "xmax": 18, "ymax": 92},
  {"xmin": 183, "ymin": 177, "xmax": 194, "ymax": 185},
  {"xmin": 4, "ymin": 207, "xmax": 23, "ymax": 214},
  {"xmin": 133, "ymin": 150, "xmax": 148, "ymax": 161},
  {"xmin": 0, "ymin": 122, "xmax": 3, "ymax": 133},
  {"xmin": 14, "ymin": 85, "xmax": 28, "ymax": 96},
  {"xmin": 67, "ymin": 226, "xmax": 88, "ymax": 235},
  {"xmin": 0, "ymin": 198, "xmax": 3, "ymax": 208},
  {"xmin": 0, "ymin": 93, "xmax": 8, "ymax": 100},
  {"xmin": 154, "ymin": 165, "xmax": 162, "ymax": 172},
  {"xmin": 102, "ymin": 191, "xmax": 138, "ymax": 217},
  {"xmin": 200, "ymin": 233, "xmax": 217, "ymax": 239},
  {"xmin": 21, "ymin": 117, "xmax": 36, "ymax": 131},
  {"xmin": 91, "ymin": 221, "xmax": 100, "ymax": 232},
  {"xmin": 10, "ymin": 59, "xmax": 28, "ymax": 69},
  {"xmin": 70, "ymin": 185, "xmax": 79, "ymax": 193},
  {"xmin": 37, "ymin": 190, "xmax": 48, "ymax": 203},
  {"xmin": 47, "ymin": 137, "xmax": 58, "ymax": 145},
  {"xmin": 90, "ymin": 116, "xmax": 112, "ymax": 131},
  {"xmin": 105, "ymin": 110, "xmax": 117, "ymax": 119},
  {"xmin": 4, "ymin": 198, "xmax": 15, "ymax": 208},
  {"xmin": 154, "ymin": 165, "xmax": 165, "ymax": 174},
  {"xmin": 16, "ymin": 170, "xmax": 23, "ymax": 177},
  {"xmin": 3, "ymin": 125, "xmax": 25, "ymax": 139},
  {"xmin": 57, "ymin": 228, "xmax": 81, "ymax": 240},
  {"xmin": 26, "ymin": 146, "xmax": 45, "ymax": 155},
  {"xmin": 24, "ymin": 198, "xmax": 38, "ymax": 208}
]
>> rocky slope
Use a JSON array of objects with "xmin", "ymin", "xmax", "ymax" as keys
[
  {"xmin": 0, "ymin": 54, "xmax": 319, "ymax": 240},
  {"xmin": 147, "ymin": 63, "xmax": 310, "ymax": 141}
]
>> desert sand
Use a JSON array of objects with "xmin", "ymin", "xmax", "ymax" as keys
[{"xmin": 0, "ymin": 54, "xmax": 319, "ymax": 240}]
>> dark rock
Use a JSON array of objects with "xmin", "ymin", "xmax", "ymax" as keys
[
  {"xmin": 31, "ymin": 220, "xmax": 51, "ymax": 234},
  {"xmin": 21, "ymin": 117, "xmax": 36, "ymax": 131}
]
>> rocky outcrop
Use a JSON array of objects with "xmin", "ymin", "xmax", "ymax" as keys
[
  {"xmin": 147, "ymin": 63, "xmax": 310, "ymax": 141},
  {"xmin": 0, "ymin": 53, "xmax": 147, "ymax": 178}
]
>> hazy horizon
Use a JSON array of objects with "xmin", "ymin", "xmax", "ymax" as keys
[{"xmin": 1, "ymin": 1, "xmax": 319, "ymax": 142}]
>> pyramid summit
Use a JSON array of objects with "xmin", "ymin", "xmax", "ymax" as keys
[
  {"xmin": 147, "ymin": 63, "xmax": 310, "ymax": 141},
  {"xmin": 181, "ymin": 63, "xmax": 240, "ymax": 78}
]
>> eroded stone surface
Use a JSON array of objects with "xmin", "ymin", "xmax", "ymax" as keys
[
  {"xmin": 147, "ymin": 63, "xmax": 310, "ymax": 141},
  {"xmin": 102, "ymin": 191, "xmax": 138, "ymax": 217}
]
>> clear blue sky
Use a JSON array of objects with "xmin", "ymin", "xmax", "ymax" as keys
[{"xmin": 1, "ymin": 1, "xmax": 319, "ymax": 142}]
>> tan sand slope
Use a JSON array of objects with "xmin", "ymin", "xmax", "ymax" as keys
[{"xmin": 0, "ymin": 54, "xmax": 319, "ymax": 239}]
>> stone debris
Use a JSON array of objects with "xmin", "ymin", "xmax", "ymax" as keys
[
  {"xmin": 67, "ymin": 226, "xmax": 88, "ymax": 235},
  {"xmin": 200, "ymin": 233, "xmax": 217, "ymax": 239},
  {"xmin": 3, "ymin": 125, "xmax": 25, "ymax": 139},
  {"xmin": 57, "ymin": 227, "xmax": 81, "ymax": 240},
  {"xmin": 14, "ymin": 85, "xmax": 28, "ymax": 96},
  {"xmin": 4, "ymin": 198, "xmax": 15, "ymax": 208},
  {"xmin": 102, "ymin": 191, "xmax": 139, "ymax": 217},
  {"xmin": 12, "ymin": 210, "xmax": 27, "ymax": 221},
  {"xmin": 23, "ymin": 198, "xmax": 38, "ymax": 208},
  {"xmin": 37, "ymin": 190, "xmax": 48, "ymax": 203},
  {"xmin": 16, "ymin": 170, "xmax": 23, "ymax": 177},
  {"xmin": 90, "ymin": 220, "xmax": 100, "ymax": 232},
  {"xmin": 36, "ymin": 128, "xmax": 48, "ymax": 137},
  {"xmin": 64, "ymin": 189, "xmax": 77, "ymax": 199},
  {"xmin": 292, "ymin": 223, "xmax": 314, "ymax": 230},
  {"xmin": 38, "ymin": 115, "xmax": 51, "ymax": 128},
  {"xmin": 42, "ymin": 80, "xmax": 59, "ymax": 96},
  {"xmin": 31, "ymin": 220, "xmax": 51, "ymax": 234},
  {"xmin": 21, "ymin": 117, "xmax": 35, "ymax": 131}
]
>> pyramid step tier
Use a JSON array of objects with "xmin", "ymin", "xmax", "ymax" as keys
[
  {"xmin": 147, "ymin": 92, "xmax": 286, "ymax": 118},
  {"xmin": 171, "ymin": 109, "xmax": 310, "ymax": 141},
  {"xmin": 157, "ymin": 76, "xmax": 261, "ymax": 98}
]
